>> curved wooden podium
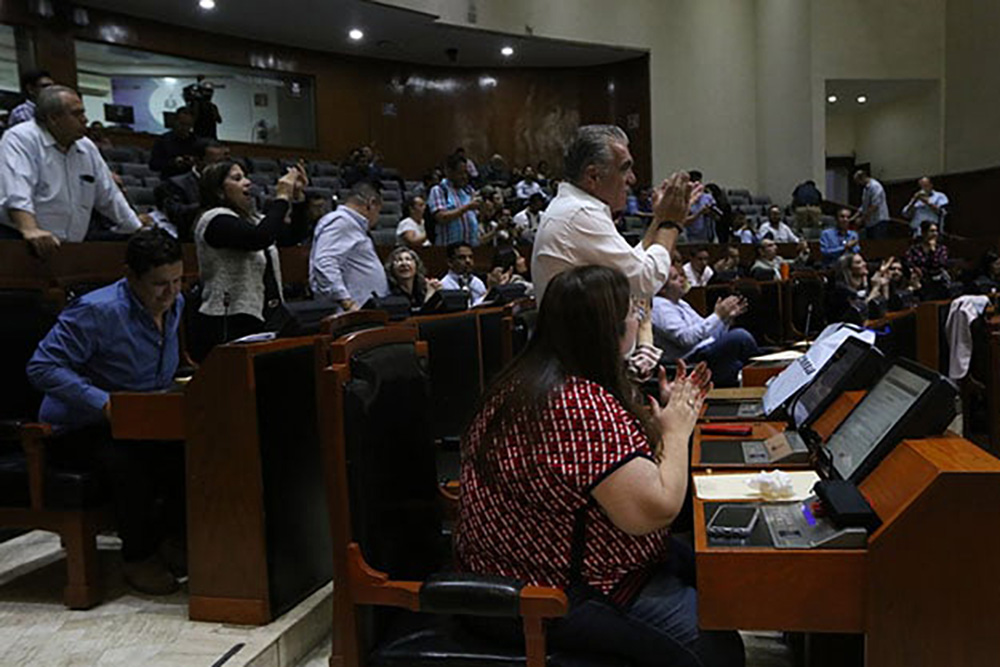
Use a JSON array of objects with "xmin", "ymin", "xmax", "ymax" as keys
[{"xmin": 694, "ymin": 437, "xmax": 1000, "ymax": 666}]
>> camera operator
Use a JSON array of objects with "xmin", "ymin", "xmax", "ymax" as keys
[{"xmin": 183, "ymin": 76, "xmax": 222, "ymax": 140}]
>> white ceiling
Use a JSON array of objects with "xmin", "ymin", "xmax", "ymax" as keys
[{"xmin": 76, "ymin": 0, "xmax": 645, "ymax": 68}]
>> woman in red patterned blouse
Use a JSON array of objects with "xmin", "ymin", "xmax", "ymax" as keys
[{"xmin": 456, "ymin": 265, "xmax": 745, "ymax": 667}]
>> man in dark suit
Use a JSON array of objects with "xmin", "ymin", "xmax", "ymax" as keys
[{"xmin": 154, "ymin": 140, "xmax": 229, "ymax": 241}]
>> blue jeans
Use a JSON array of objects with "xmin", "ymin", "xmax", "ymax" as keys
[{"xmin": 690, "ymin": 328, "xmax": 759, "ymax": 388}]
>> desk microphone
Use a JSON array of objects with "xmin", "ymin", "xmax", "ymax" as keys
[
  {"xmin": 223, "ymin": 291, "xmax": 231, "ymax": 342},
  {"xmin": 804, "ymin": 302, "xmax": 813, "ymax": 341}
]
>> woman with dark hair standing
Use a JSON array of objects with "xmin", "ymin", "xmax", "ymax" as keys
[
  {"xmin": 189, "ymin": 160, "xmax": 309, "ymax": 361},
  {"xmin": 456, "ymin": 265, "xmax": 744, "ymax": 667}
]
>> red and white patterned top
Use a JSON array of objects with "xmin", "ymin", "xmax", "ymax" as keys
[{"xmin": 455, "ymin": 375, "xmax": 670, "ymax": 598}]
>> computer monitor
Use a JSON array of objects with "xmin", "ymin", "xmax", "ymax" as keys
[
  {"xmin": 789, "ymin": 337, "xmax": 883, "ymax": 430},
  {"xmin": 104, "ymin": 103, "xmax": 135, "ymax": 125},
  {"xmin": 821, "ymin": 359, "xmax": 956, "ymax": 483}
]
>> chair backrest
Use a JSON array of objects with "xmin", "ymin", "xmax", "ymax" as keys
[
  {"xmin": 477, "ymin": 307, "xmax": 505, "ymax": 389},
  {"xmin": 407, "ymin": 311, "xmax": 483, "ymax": 442},
  {"xmin": 320, "ymin": 309, "xmax": 388, "ymax": 338},
  {"xmin": 788, "ymin": 271, "xmax": 827, "ymax": 338},
  {"xmin": 0, "ymin": 289, "xmax": 58, "ymax": 420}
]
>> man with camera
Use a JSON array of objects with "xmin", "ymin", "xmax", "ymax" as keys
[
  {"xmin": 902, "ymin": 176, "xmax": 949, "ymax": 238},
  {"xmin": 183, "ymin": 76, "xmax": 222, "ymax": 140}
]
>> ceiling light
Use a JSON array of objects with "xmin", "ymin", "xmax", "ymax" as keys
[
  {"xmin": 349, "ymin": 28, "xmax": 364, "ymax": 41},
  {"xmin": 500, "ymin": 46, "xmax": 514, "ymax": 57},
  {"xmin": 198, "ymin": 0, "xmax": 215, "ymax": 10},
  {"xmin": 827, "ymin": 95, "xmax": 837, "ymax": 103},
  {"xmin": 163, "ymin": 77, "xmax": 177, "ymax": 85},
  {"xmin": 857, "ymin": 95, "xmax": 867, "ymax": 104}
]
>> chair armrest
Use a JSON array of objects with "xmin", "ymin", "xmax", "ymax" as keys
[
  {"xmin": 420, "ymin": 573, "xmax": 568, "ymax": 619},
  {"xmin": 18, "ymin": 422, "xmax": 52, "ymax": 510}
]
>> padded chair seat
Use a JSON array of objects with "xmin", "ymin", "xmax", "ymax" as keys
[
  {"xmin": 372, "ymin": 614, "xmax": 627, "ymax": 667},
  {"xmin": 0, "ymin": 452, "xmax": 108, "ymax": 510}
]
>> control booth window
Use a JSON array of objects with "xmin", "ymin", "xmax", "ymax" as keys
[
  {"xmin": 74, "ymin": 40, "xmax": 316, "ymax": 149},
  {"xmin": 0, "ymin": 25, "xmax": 24, "ymax": 123}
]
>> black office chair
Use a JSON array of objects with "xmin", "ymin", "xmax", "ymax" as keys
[{"xmin": 316, "ymin": 328, "xmax": 626, "ymax": 667}]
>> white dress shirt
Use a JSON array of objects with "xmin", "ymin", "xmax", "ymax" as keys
[
  {"xmin": 515, "ymin": 179, "xmax": 544, "ymax": 201},
  {"xmin": 0, "ymin": 121, "xmax": 142, "ymax": 242},
  {"xmin": 757, "ymin": 221, "xmax": 799, "ymax": 243},
  {"xmin": 440, "ymin": 270, "xmax": 487, "ymax": 305},
  {"xmin": 531, "ymin": 182, "xmax": 671, "ymax": 302},
  {"xmin": 682, "ymin": 262, "xmax": 714, "ymax": 287},
  {"xmin": 309, "ymin": 205, "xmax": 388, "ymax": 305}
]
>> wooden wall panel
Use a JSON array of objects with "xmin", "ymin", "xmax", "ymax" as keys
[{"xmin": 0, "ymin": 1, "xmax": 650, "ymax": 181}]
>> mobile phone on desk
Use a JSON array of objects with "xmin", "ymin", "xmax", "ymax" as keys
[{"xmin": 707, "ymin": 504, "xmax": 760, "ymax": 539}]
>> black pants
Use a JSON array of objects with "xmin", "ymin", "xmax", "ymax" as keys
[{"xmin": 49, "ymin": 424, "xmax": 185, "ymax": 563}]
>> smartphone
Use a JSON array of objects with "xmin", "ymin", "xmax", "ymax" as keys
[{"xmin": 707, "ymin": 504, "xmax": 759, "ymax": 538}]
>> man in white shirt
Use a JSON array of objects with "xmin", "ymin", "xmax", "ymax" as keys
[
  {"xmin": 0, "ymin": 86, "xmax": 145, "ymax": 258},
  {"xmin": 439, "ymin": 241, "xmax": 487, "ymax": 306},
  {"xmin": 531, "ymin": 124, "xmax": 697, "ymax": 302},
  {"xmin": 682, "ymin": 248, "xmax": 714, "ymax": 288},
  {"xmin": 902, "ymin": 176, "xmax": 949, "ymax": 237},
  {"xmin": 757, "ymin": 205, "xmax": 799, "ymax": 244},
  {"xmin": 652, "ymin": 265, "xmax": 758, "ymax": 387},
  {"xmin": 852, "ymin": 170, "xmax": 890, "ymax": 239},
  {"xmin": 512, "ymin": 192, "xmax": 547, "ymax": 242},
  {"xmin": 514, "ymin": 166, "xmax": 544, "ymax": 202}
]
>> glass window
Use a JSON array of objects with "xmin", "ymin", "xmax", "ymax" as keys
[
  {"xmin": 74, "ymin": 40, "xmax": 316, "ymax": 149},
  {"xmin": 0, "ymin": 25, "xmax": 24, "ymax": 120}
]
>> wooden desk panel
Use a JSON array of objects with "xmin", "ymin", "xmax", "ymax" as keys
[
  {"xmin": 742, "ymin": 360, "xmax": 790, "ymax": 387},
  {"xmin": 110, "ymin": 390, "xmax": 185, "ymax": 441}
]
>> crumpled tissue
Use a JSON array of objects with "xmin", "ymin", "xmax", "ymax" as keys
[{"xmin": 746, "ymin": 470, "xmax": 796, "ymax": 500}]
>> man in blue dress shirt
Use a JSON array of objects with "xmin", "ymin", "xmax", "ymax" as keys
[
  {"xmin": 820, "ymin": 208, "xmax": 861, "ymax": 265},
  {"xmin": 27, "ymin": 228, "xmax": 186, "ymax": 594}
]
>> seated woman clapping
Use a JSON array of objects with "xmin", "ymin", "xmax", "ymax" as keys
[
  {"xmin": 384, "ymin": 246, "xmax": 440, "ymax": 308},
  {"xmin": 456, "ymin": 265, "xmax": 745, "ymax": 667}
]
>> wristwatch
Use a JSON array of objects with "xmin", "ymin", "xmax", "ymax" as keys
[{"xmin": 657, "ymin": 220, "xmax": 683, "ymax": 232}]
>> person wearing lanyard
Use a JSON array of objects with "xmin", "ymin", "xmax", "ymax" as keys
[
  {"xmin": 27, "ymin": 228, "xmax": 188, "ymax": 595},
  {"xmin": 427, "ymin": 152, "xmax": 482, "ymax": 246}
]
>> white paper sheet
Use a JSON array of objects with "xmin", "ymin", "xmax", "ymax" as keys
[
  {"xmin": 693, "ymin": 470, "xmax": 821, "ymax": 501},
  {"xmin": 761, "ymin": 323, "xmax": 875, "ymax": 416}
]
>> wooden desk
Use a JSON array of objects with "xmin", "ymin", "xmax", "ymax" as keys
[
  {"xmin": 695, "ymin": 437, "xmax": 1000, "ymax": 667},
  {"xmin": 742, "ymin": 359, "xmax": 791, "ymax": 387},
  {"xmin": 109, "ymin": 338, "xmax": 332, "ymax": 626}
]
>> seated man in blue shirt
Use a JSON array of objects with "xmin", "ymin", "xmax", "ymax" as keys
[
  {"xmin": 652, "ymin": 265, "xmax": 759, "ymax": 387},
  {"xmin": 27, "ymin": 228, "xmax": 186, "ymax": 595},
  {"xmin": 820, "ymin": 208, "xmax": 861, "ymax": 265}
]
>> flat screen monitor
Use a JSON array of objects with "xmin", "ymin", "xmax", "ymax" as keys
[
  {"xmin": 104, "ymin": 103, "xmax": 134, "ymax": 125},
  {"xmin": 790, "ymin": 337, "xmax": 880, "ymax": 430},
  {"xmin": 824, "ymin": 362, "xmax": 935, "ymax": 483}
]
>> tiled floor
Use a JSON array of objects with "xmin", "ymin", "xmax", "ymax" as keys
[{"xmin": 0, "ymin": 531, "xmax": 330, "ymax": 667}]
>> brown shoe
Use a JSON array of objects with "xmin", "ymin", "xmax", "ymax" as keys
[{"xmin": 123, "ymin": 556, "xmax": 180, "ymax": 595}]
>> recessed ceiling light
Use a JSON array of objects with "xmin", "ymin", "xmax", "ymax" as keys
[
  {"xmin": 857, "ymin": 95, "xmax": 868, "ymax": 104},
  {"xmin": 198, "ymin": 0, "xmax": 215, "ymax": 10},
  {"xmin": 163, "ymin": 77, "xmax": 177, "ymax": 85},
  {"xmin": 349, "ymin": 28, "xmax": 364, "ymax": 41},
  {"xmin": 827, "ymin": 95, "xmax": 837, "ymax": 103},
  {"xmin": 500, "ymin": 46, "xmax": 514, "ymax": 57}
]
